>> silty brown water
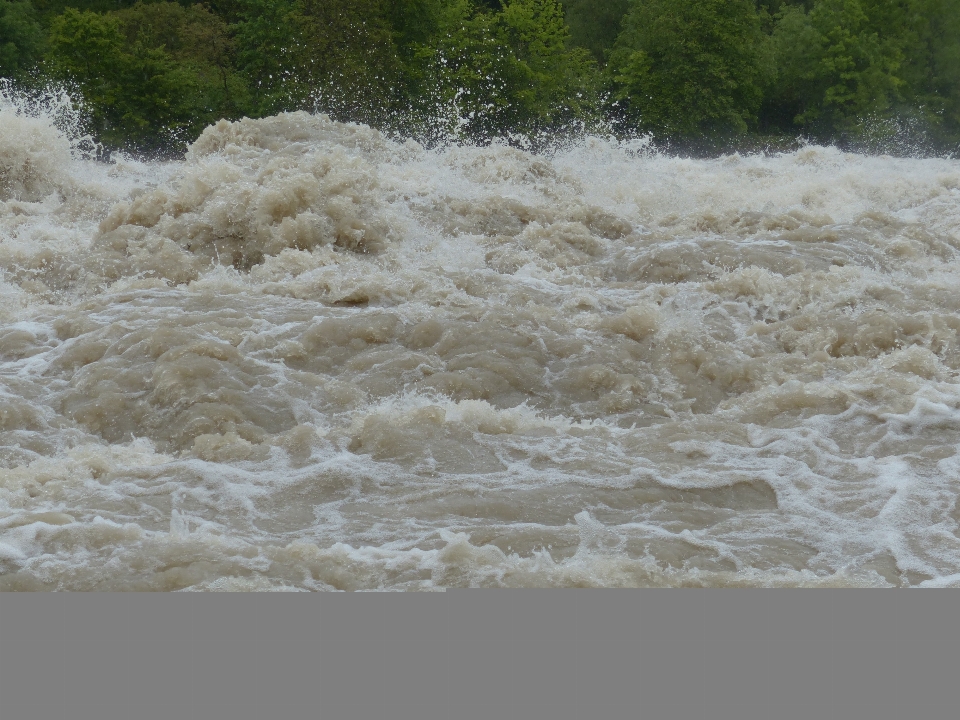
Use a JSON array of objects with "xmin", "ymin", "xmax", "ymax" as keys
[{"xmin": 2, "ymin": 102, "xmax": 960, "ymax": 589}]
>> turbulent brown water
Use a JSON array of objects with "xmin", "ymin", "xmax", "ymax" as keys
[{"xmin": 3, "ymin": 99, "xmax": 960, "ymax": 590}]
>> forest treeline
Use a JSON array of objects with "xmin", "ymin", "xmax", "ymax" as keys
[{"xmin": 2, "ymin": 0, "xmax": 959, "ymax": 154}]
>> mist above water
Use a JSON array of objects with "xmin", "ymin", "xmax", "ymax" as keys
[{"xmin": 2, "ymin": 95, "xmax": 960, "ymax": 590}]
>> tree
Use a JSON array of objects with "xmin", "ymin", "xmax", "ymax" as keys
[
  {"xmin": 560, "ymin": 0, "xmax": 629, "ymax": 62},
  {"xmin": 29, "ymin": 0, "xmax": 956, "ymax": 153},
  {"xmin": 0, "ymin": 0, "xmax": 44, "ymax": 78},
  {"xmin": 772, "ymin": 0, "xmax": 903, "ymax": 132},
  {"xmin": 409, "ymin": 0, "xmax": 600, "ymax": 141},
  {"xmin": 231, "ymin": 0, "xmax": 402, "ymax": 121},
  {"xmin": 883, "ymin": 0, "xmax": 960, "ymax": 143},
  {"xmin": 498, "ymin": 0, "xmax": 599, "ymax": 127},
  {"xmin": 47, "ymin": 4, "xmax": 242, "ymax": 151},
  {"xmin": 115, "ymin": 1, "xmax": 246, "ymax": 118},
  {"xmin": 609, "ymin": 0, "xmax": 771, "ymax": 139}
]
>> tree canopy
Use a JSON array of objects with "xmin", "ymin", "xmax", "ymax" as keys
[
  {"xmin": 1, "ymin": 0, "xmax": 957, "ymax": 154},
  {"xmin": 609, "ymin": 0, "xmax": 771, "ymax": 139},
  {"xmin": 1, "ymin": 0, "xmax": 44, "ymax": 77}
]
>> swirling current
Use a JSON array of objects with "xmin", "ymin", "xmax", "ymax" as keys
[{"xmin": 2, "ymin": 103, "xmax": 960, "ymax": 590}]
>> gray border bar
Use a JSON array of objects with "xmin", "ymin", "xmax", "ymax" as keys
[{"xmin": 1, "ymin": 590, "xmax": 956, "ymax": 720}]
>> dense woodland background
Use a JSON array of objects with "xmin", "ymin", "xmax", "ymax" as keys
[{"xmin": 2, "ymin": 0, "xmax": 959, "ymax": 155}]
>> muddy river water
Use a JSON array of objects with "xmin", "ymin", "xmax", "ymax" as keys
[{"xmin": 2, "ymin": 103, "xmax": 960, "ymax": 589}]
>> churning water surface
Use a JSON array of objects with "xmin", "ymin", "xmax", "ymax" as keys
[{"xmin": 2, "ymin": 100, "xmax": 960, "ymax": 590}]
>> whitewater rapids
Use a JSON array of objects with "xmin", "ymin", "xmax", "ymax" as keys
[{"xmin": 2, "ymin": 104, "xmax": 960, "ymax": 590}]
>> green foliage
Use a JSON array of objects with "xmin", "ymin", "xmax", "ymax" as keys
[
  {"xmin": 560, "ymin": 0, "xmax": 629, "ymax": 62},
  {"xmin": 409, "ymin": 0, "xmax": 600, "ymax": 140},
  {"xmin": 772, "ymin": 0, "xmax": 902, "ymax": 131},
  {"xmin": 887, "ymin": 0, "xmax": 960, "ymax": 140},
  {"xmin": 299, "ymin": 0, "xmax": 403, "ymax": 122},
  {"xmin": 47, "ymin": 3, "xmax": 240, "ymax": 151},
  {"xmin": 388, "ymin": 0, "xmax": 466, "ymax": 48},
  {"xmin": 497, "ymin": 0, "xmax": 600, "ymax": 128},
  {"xmin": 115, "ymin": 1, "xmax": 246, "ymax": 113},
  {"xmin": 609, "ymin": 0, "xmax": 771, "ymax": 139},
  {"xmin": 229, "ymin": 0, "xmax": 309, "ymax": 115},
  {"xmin": 231, "ymin": 0, "xmax": 402, "ymax": 121},
  {"xmin": 33, "ymin": 1, "xmax": 144, "ymax": 16},
  {"xmin": 12, "ymin": 0, "xmax": 960, "ymax": 152},
  {"xmin": 1, "ymin": 0, "xmax": 44, "ymax": 77}
]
